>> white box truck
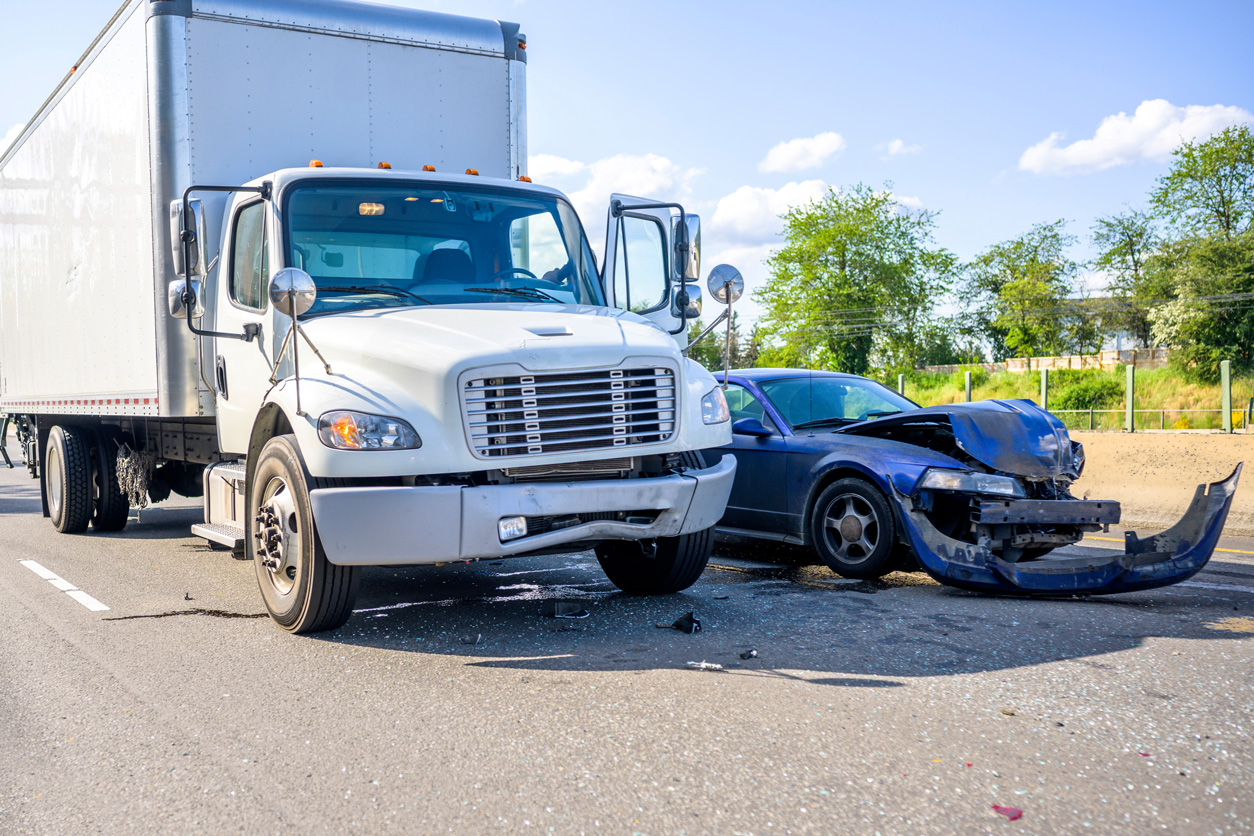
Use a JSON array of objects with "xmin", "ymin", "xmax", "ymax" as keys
[{"xmin": 0, "ymin": 0, "xmax": 740, "ymax": 633}]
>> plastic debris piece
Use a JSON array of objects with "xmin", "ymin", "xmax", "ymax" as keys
[
  {"xmin": 740, "ymin": 649, "xmax": 758, "ymax": 660},
  {"xmin": 966, "ymin": 763, "xmax": 972, "ymax": 767},
  {"xmin": 671, "ymin": 611, "xmax": 702, "ymax": 634},
  {"xmin": 545, "ymin": 601, "xmax": 589, "ymax": 619},
  {"xmin": 1138, "ymin": 752, "xmax": 1151, "ymax": 757},
  {"xmin": 184, "ymin": 592, "xmax": 192, "ymax": 601},
  {"xmin": 714, "ymin": 595, "xmax": 730, "ymax": 600},
  {"xmin": 686, "ymin": 661, "xmax": 723, "ymax": 672},
  {"xmin": 1000, "ymin": 708, "xmax": 1016, "ymax": 716},
  {"xmin": 991, "ymin": 805, "xmax": 1023, "ymax": 821}
]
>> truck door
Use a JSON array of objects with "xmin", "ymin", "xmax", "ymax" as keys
[
  {"xmin": 211, "ymin": 196, "xmax": 280, "ymax": 456},
  {"xmin": 602, "ymin": 194, "xmax": 696, "ymax": 340}
]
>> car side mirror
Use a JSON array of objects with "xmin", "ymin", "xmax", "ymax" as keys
[{"xmin": 732, "ymin": 417, "xmax": 773, "ymax": 438}]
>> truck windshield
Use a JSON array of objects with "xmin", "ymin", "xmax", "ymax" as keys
[{"xmin": 284, "ymin": 183, "xmax": 603, "ymax": 316}]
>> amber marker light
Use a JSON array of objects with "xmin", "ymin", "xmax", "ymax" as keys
[
  {"xmin": 465, "ymin": 168, "xmax": 479, "ymax": 176},
  {"xmin": 518, "ymin": 175, "xmax": 533, "ymax": 182},
  {"xmin": 358, "ymin": 203, "xmax": 385, "ymax": 216},
  {"xmin": 422, "ymin": 165, "xmax": 436, "ymax": 172},
  {"xmin": 310, "ymin": 160, "xmax": 324, "ymax": 168},
  {"xmin": 329, "ymin": 414, "xmax": 362, "ymax": 449},
  {"xmin": 377, "ymin": 162, "xmax": 392, "ymax": 169}
]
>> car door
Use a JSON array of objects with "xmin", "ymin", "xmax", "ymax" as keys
[
  {"xmin": 211, "ymin": 196, "xmax": 282, "ymax": 456},
  {"xmin": 717, "ymin": 383, "xmax": 790, "ymax": 533}
]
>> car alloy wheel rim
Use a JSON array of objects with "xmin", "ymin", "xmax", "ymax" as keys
[
  {"xmin": 256, "ymin": 476, "xmax": 301, "ymax": 596},
  {"xmin": 823, "ymin": 493, "xmax": 879, "ymax": 565}
]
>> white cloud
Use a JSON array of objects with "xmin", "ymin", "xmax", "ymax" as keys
[
  {"xmin": 698, "ymin": 242, "xmax": 777, "ymax": 325},
  {"xmin": 1019, "ymin": 99, "xmax": 1254, "ymax": 175},
  {"xmin": 893, "ymin": 194, "xmax": 924, "ymax": 212},
  {"xmin": 712, "ymin": 180, "xmax": 829, "ymax": 243},
  {"xmin": 539, "ymin": 153, "xmax": 702, "ymax": 254},
  {"xmin": 527, "ymin": 153, "xmax": 585, "ymax": 181},
  {"xmin": 882, "ymin": 138, "xmax": 922, "ymax": 156},
  {"xmin": 1, "ymin": 123, "xmax": 24, "ymax": 154},
  {"xmin": 758, "ymin": 132, "xmax": 846, "ymax": 173}
]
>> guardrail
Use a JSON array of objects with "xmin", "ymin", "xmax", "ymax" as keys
[{"xmin": 1050, "ymin": 408, "xmax": 1243, "ymax": 432}]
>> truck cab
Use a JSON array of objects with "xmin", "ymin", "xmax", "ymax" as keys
[{"xmin": 177, "ymin": 166, "xmax": 736, "ymax": 631}]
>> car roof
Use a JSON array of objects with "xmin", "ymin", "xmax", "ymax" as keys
[{"xmin": 728, "ymin": 368, "xmax": 870, "ymax": 383}]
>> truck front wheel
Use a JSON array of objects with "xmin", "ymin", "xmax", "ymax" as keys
[
  {"xmin": 46, "ymin": 426, "xmax": 93, "ymax": 534},
  {"xmin": 250, "ymin": 435, "xmax": 360, "ymax": 634},
  {"xmin": 595, "ymin": 525, "xmax": 715, "ymax": 595}
]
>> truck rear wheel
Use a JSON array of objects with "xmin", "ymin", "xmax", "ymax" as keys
[
  {"xmin": 46, "ymin": 426, "xmax": 93, "ymax": 534},
  {"xmin": 249, "ymin": 435, "xmax": 360, "ymax": 634},
  {"xmin": 90, "ymin": 430, "xmax": 129, "ymax": 532},
  {"xmin": 594, "ymin": 452, "xmax": 714, "ymax": 595}
]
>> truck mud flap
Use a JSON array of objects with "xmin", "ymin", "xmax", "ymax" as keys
[{"xmin": 896, "ymin": 464, "xmax": 1242, "ymax": 596}]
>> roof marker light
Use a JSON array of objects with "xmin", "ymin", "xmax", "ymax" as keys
[
  {"xmin": 310, "ymin": 160, "xmax": 323, "ymax": 168},
  {"xmin": 377, "ymin": 162, "xmax": 392, "ymax": 169},
  {"xmin": 518, "ymin": 175, "xmax": 533, "ymax": 183},
  {"xmin": 422, "ymin": 165, "xmax": 436, "ymax": 172},
  {"xmin": 465, "ymin": 168, "xmax": 479, "ymax": 176}
]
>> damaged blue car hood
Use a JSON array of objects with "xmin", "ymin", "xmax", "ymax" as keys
[{"xmin": 838, "ymin": 398, "xmax": 1078, "ymax": 480}]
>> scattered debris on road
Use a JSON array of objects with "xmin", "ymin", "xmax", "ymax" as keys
[
  {"xmin": 740, "ymin": 649, "xmax": 758, "ymax": 660},
  {"xmin": 545, "ymin": 601, "xmax": 589, "ymax": 619},
  {"xmin": 991, "ymin": 805, "xmax": 1023, "ymax": 821},
  {"xmin": 686, "ymin": 661, "xmax": 723, "ymax": 672},
  {"xmin": 660, "ymin": 611, "xmax": 702, "ymax": 634}
]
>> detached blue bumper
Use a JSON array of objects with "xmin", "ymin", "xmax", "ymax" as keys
[{"xmin": 896, "ymin": 464, "xmax": 1242, "ymax": 595}]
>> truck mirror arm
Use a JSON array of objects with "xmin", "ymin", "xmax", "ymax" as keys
[
  {"xmin": 179, "ymin": 183, "xmax": 272, "ymax": 342},
  {"xmin": 610, "ymin": 199, "xmax": 691, "ymax": 336}
]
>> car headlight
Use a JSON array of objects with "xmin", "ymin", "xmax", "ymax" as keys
[
  {"xmin": 317, "ymin": 411, "xmax": 422, "ymax": 450},
  {"xmin": 701, "ymin": 386, "xmax": 730, "ymax": 424},
  {"xmin": 918, "ymin": 468, "xmax": 1025, "ymax": 497},
  {"xmin": 1071, "ymin": 441, "xmax": 1085, "ymax": 478}
]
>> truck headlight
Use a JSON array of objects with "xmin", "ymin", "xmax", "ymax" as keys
[
  {"xmin": 918, "ymin": 468, "xmax": 1025, "ymax": 497},
  {"xmin": 317, "ymin": 411, "xmax": 422, "ymax": 450},
  {"xmin": 701, "ymin": 386, "xmax": 730, "ymax": 424}
]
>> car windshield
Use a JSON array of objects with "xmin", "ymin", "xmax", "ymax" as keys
[
  {"xmin": 284, "ymin": 183, "xmax": 603, "ymax": 316},
  {"xmin": 760, "ymin": 376, "xmax": 918, "ymax": 429}
]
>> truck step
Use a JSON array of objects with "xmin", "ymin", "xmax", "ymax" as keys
[
  {"xmin": 191, "ymin": 521, "xmax": 245, "ymax": 549},
  {"xmin": 211, "ymin": 463, "xmax": 247, "ymax": 485}
]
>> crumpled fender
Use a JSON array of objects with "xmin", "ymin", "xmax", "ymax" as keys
[{"xmin": 894, "ymin": 463, "xmax": 1242, "ymax": 595}]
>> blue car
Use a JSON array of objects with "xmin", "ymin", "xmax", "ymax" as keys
[{"xmin": 701, "ymin": 369, "xmax": 1241, "ymax": 595}]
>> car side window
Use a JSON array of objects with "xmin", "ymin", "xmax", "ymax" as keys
[
  {"xmin": 725, "ymin": 384, "xmax": 777, "ymax": 433},
  {"xmin": 231, "ymin": 201, "xmax": 268, "ymax": 310}
]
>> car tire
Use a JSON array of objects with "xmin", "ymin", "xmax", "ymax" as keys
[
  {"xmin": 90, "ymin": 430, "xmax": 130, "ymax": 532},
  {"xmin": 595, "ymin": 452, "xmax": 714, "ymax": 595},
  {"xmin": 46, "ymin": 426, "xmax": 93, "ymax": 534},
  {"xmin": 810, "ymin": 478, "xmax": 896, "ymax": 580},
  {"xmin": 250, "ymin": 435, "xmax": 360, "ymax": 634}
]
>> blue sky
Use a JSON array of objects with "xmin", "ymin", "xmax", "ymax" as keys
[{"xmin": 3, "ymin": 0, "xmax": 1252, "ymax": 323}]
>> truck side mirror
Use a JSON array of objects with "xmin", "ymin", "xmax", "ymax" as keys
[
  {"xmin": 269, "ymin": 268, "xmax": 318, "ymax": 316},
  {"xmin": 169, "ymin": 199, "xmax": 208, "ymax": 279},
  {"xmin": 168, "ymin": 279, "xmax": 204, "ymax": 319},
  {"xmin": 672, "ymin": 283, "xmax": 702, "ymax": 320},
  {"xmin": 707, "ymin": 264, "xmax": 744, "ymax": 305},
  {"xmin": 673, "ymin": 213, "xmax": 701, "ymax": 281}
]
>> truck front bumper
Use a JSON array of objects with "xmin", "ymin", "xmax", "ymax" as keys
[{"xmin": 308, "ymin": 456, "xmax": 737, "ymax": 566}]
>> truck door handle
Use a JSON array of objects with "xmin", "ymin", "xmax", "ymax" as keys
[{"xmin": 215, "ymin": 355, "xmax": 229, "ymax": 400}]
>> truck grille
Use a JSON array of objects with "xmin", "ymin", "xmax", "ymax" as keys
[{"xmin": 462, "ymin": 365, "xmax": 677, "ymax": 459}]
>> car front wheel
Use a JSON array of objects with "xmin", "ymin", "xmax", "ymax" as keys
[{"xmin": 810, "ymin": 478, "xmax": 896, "ymax": 580}]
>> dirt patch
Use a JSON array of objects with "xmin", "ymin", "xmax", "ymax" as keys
[{"xmin": 1072, "ymin": 432, "xmax": 1252, "ymax": 534}]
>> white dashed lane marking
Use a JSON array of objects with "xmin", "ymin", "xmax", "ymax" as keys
[{"xmin": 18, "ymin": 560, "xmax": 110, "ymax": 611}]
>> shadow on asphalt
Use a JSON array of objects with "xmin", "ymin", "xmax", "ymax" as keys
[{"xmin": 303, "ymin": 545, "xmax": 1252, "ymax": 683}]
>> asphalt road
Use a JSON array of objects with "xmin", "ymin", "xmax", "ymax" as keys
[{"xmin": 1, "ymin": 441, "xmax": 1252, "ymax": 835}]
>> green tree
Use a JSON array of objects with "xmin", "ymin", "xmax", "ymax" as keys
[
  {"xmin": 686, "ymin": 310, "xmax": 746, "ymax": 372},
  {"xmin": 964, "ymin": 220, "xmax": 1078, "ymax": 359},
  {"xmin": 1091, "ymin": 209, "xmax": 1167, "ymax": 347},
  {"xmin": 755, "ymin": 183, "xmax": 956, "ymax": 375},
  {"xmin": 1151, "ymin": 125, "xmax": 1254, "ymax": 241}
]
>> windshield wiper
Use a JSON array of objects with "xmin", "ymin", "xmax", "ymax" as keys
[
  {"xmin": 792, "ymin": 417, "xmax": 855, "ymax": 430},
  {"xmin": 318, "ymin": 285, "xmax": 431, "ymax": 304},
  {"xmin": 465, "ymin": 286, "xmax": 563, "ymax": 303}
]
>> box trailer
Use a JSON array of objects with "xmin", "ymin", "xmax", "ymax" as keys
[{"xmin": 0, "ymin": 0, "xmax": 740, "ymax": 632}]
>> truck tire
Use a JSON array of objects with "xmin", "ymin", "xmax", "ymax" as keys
[
  {"xmin": 90, "ymin": 430, "xmax": 129, "ymax": 532},
  {"xmin": 594, "ymin": 451, "xmax": 714, "ymax": 595},
  {"xmin": 46, "ymin": 426, "xmax": 93, "ymax": 534},
  {"xmin": 249, "ymin": 435, "xmax": 360, "ymax": 634},
  {"xmin": 810, "ymin": 478, "xmax": 896, "ymax": 580}
]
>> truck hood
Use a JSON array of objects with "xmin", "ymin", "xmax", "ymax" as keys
[
  {"xmin": 299, "ymin": 303, "xmax": 680, "ymax": 374},
  {"xmin": 839, "ymin": 398, "xmax": 1078, "ymax": 480}
]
